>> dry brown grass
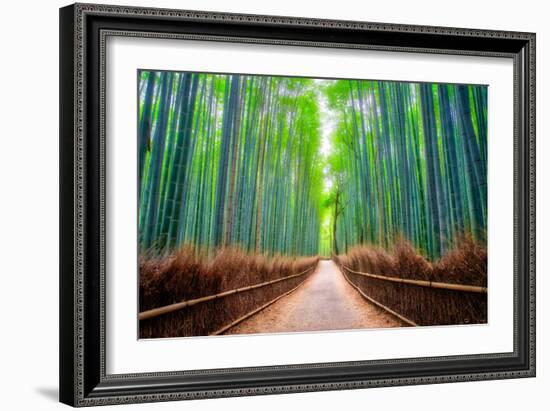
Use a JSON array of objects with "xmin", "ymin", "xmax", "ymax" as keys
[
  {"xmin": 333, "ymin": 236, "xmax": 487, "ymax": 326},
  {"xmin": 139, "ymin": 246, "xmax": 318, "ymax": 338}
]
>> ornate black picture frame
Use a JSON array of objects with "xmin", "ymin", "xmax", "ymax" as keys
[{"xmin": 59, "ymin": 3, "xmax": 535, "ymax": 407}]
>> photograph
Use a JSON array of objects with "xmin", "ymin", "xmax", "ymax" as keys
[
  {"xmin": 137, "ymin": 70, "xmax": 488, "ymax": 338},
  {"xmin": 56, "ymin": 2, "xmax": 536, "ymax": 407}
]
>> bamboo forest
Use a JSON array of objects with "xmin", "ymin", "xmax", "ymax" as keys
[
  {"xmin": 138, "ymin": 70, "xmax": 487, "ymax": 258},
  {"xmin": 138, "ymin": 70, "xmax": 488, "ymax": 337}
]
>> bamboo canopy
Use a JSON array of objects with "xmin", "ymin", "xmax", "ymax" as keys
[
  {"xmin": 323, "ymin": 81, "xmax": 487, "ymax": 259},
  {"xmin": 139, "ymin": 72, "xmax": 487, "ymax": 261},
  {"xmin": 138, "ymin": 72, "xmax": 323, "ymax": 257}
]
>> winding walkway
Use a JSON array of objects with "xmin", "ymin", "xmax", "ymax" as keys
[{"xmin": 224, "ymin": 260, "xmax": 402, "ymax": 335}]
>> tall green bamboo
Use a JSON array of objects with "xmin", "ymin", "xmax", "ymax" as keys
[
  {"xmin": 138, "ymin": 71, "xmax": 487, "ymax": 260},
  {"xmin": 325, "ymin": 79, "xmax": 487, "ymax": 259}
]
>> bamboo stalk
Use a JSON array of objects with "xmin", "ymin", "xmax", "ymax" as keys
[
  {"xmin": 340, "ymin": 270, "xmax": 418, "ymax": 327},
  {"xmin": 340, "ymin": 264, "xmax": 487, "ymax": 294},
  {"xmin": 210, "ymin": 277, "xmax": 309, "ymax": 335},
  {"xmin": 139, "ymin": 265, "xmax": 316, "ymax": 321}
]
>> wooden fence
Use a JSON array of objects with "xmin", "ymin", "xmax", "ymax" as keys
[
  {"xmin": 336, "ymin": 262, "xmax": 487, "ymax": 327},
  {"xmin": 139, "ymin": 265, "xmax": 316, "ymax": 337},
  {"xmin": 340, "ymin": 265, "xmax": 487, "ymax": 294}
]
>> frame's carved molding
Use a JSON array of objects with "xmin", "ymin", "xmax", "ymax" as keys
[{"xmin": 60, "ymin": 3, "xmax": 536, "ymax": 407}]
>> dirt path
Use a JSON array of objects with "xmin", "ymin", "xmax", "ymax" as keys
[{"xmin": 224, "ymin": 260, "xmax": 402, "ymax": 335}]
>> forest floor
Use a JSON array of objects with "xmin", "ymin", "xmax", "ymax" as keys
[{"xmin": 223, "ymin": 260, "xmax": 403, "ymax": 335}]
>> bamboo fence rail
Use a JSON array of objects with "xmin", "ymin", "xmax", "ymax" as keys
[
  {"xmin": 340, "ymin": 265, "xmax": 487, "ymax": 294},
  {"xmin": 340, "ymin": 270, "xmax": 418, "ymax": 326},
  {"xmin": 210, "ymin": 279, "xmax": 309, "ymax": 335},
  {"xmin": 139, "ymin": 265, "xmax": 316, "ymax": 321}
]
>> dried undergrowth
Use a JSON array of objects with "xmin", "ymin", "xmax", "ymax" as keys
[
  {"xmin": 333, "ymin": 236, "xmax": 487, "ymax": 326},
  {"xmin": 139, "ymin": 246, "xmax": 318, "ymax": 338}
]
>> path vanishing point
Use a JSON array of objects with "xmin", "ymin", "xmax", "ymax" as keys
[{"xmin": 224, "ymin": 260, "xmax": 403, "ymax": 335}]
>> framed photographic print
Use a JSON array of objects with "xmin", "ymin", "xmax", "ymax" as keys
[{"xmin": 59, "ymin": 3, "xmax": 536, "ymax": 407}]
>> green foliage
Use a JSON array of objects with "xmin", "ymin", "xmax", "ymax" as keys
[
  {"xmin": 138, "ymin": 71, "xmax": 487, "ymax": 261},
  {"xmin": 138, "ymin": 72, "xmax": 323, "ymax": 257},
  {"xmin": 325, "ymin": 80, "xmax": 488, "ymax": 260}
]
